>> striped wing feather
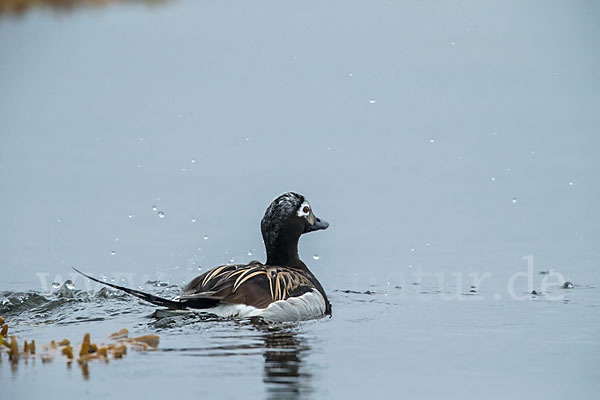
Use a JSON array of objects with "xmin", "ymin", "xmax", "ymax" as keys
[{"xmin": 178, "ymin": 264, "xmax": 315, "ymax": 309}]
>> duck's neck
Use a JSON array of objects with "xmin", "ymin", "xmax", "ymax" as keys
[{"xmin": 265, "ymin": 238, "xmax": 308, "ymax": 271}]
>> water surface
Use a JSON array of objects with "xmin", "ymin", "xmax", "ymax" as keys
[{"xmin": 1, "ymin": 1, "xmax": 599, "ymax": 398}]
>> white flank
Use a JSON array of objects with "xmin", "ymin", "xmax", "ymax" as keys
[
  {"xmin": 170, "ymin": 289, "xmax": 327, "ymax": 322},
  {"xmin": 259, "ymin": 289, "xmax": 326, "ymax": 321}
]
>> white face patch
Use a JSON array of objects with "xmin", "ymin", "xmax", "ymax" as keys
[
  {"xmin": 297, "ymin": 200, "xmax": 315, "ymax": 225},
  {"xmin": 297, "ymin": 200, "xmax": 311, "ymax": 217}
]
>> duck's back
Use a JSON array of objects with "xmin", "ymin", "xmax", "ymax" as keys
[{"xmin": 174, "ymin": 263, "xmax": 330, "ymax": 321}]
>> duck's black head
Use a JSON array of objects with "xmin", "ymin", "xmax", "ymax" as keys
[{"xmin": 261, "ymin": 192, "xmax": 329, "ymax": 268}]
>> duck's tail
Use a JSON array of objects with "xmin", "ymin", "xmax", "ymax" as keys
[{"xmin": 72, "ymin": 267, "xmax": 185, "ymax": 309}]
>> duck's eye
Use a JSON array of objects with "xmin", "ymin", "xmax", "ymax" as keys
[{"xmin": 303, "ymin": 206, "xmax": 310, "ymax": 214}]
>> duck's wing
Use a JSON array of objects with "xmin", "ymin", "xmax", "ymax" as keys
[{"xmin": 178, "ymin": 264, "xmax": 317, "ymax": 309}]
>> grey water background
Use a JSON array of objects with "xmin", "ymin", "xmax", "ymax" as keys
[{"xmin": 1, "ymin": 0, "xmax": 599, "ymax": 398}]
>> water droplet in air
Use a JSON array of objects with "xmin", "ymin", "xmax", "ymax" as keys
[
  {"xmin": 128, "ymin": 214, "xmax": 133, "ymax": 219},
  {"xmin": 191, "ymin": 218, "xmax": 196, "ymax": 223},
  {"xmin": 65, "ymin": 280, "xmax": 75, "ymax": 290},
  {"xmin": 57, "ymin": 219, "xmax": 61, "ymax": 223},
  {"xmin": 451, "ymin": 41, "xmax": 456, "ymax": 46},
  {"xmin": 111, "ymin": 250, "xmax": 116, "ymax": 256},
  {"xmin": 568, "ymin": 181, "xmax": 574, "ymax": 186},
  {"xmin": 152, "ymin": 205, "xmax": 157, "ymax": 211},
  {"xmin": 158, "ymin": 211, "xmax": 165, "ymax": 218},
  {"xmin": 410, "ymin": 248, "xmax": 415, "ymax": 252},
  {"xmin": 313, "ymin": 254, "xmax": 320, "ymax": 260},
  {"xmin": 247, "ymin": 250, "xmax": 253, "ymax": 256},
  {"xmin": 191, "ymin": 159, "xmax": 196, "ymax": 163},
  {"xmin": 369, "ymin": 99, "xmax": 376, "ymax": 104},
  {"xmin": 197, "ymin": 266, "xmax": 202, "ymax": 271},
  {"xmin": 204, "ymin": 235, "xmax": 208, "ymax": 240},
  {"xmin": 512, "ymin": 197, "xmax": 518, "ymax": 204},
  {"xmin": 181, "ymin": 168, "xmax": 187, "ymax": 172},
  {"xmin": 429, "ymin": 138, "xmax": 435, "ymax": 143},
  {"xmin": 51, "ymin": 281, "xmax": 61, "ymax": 289}
]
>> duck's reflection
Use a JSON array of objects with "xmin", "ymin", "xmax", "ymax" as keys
[
  {"xmin": 261, "ymin": 328, "xmax": 313, "ymax": 400},
  {"xmin": 134, "ymin": 313, "xmax": 316, "ymax": 396},
  {"xmin": 155, "ymin": 316, "xmax": 314, "ymax": 399}
]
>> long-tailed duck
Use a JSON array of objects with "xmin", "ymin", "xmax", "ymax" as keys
[{"xmin": 74, "ymin": 192, "xmax": 330, "ymax": 321}]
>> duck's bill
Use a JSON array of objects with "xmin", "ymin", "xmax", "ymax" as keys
[{"xmin": 308, "ymin": 217, "xmax": 329, "ymax": 232}]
